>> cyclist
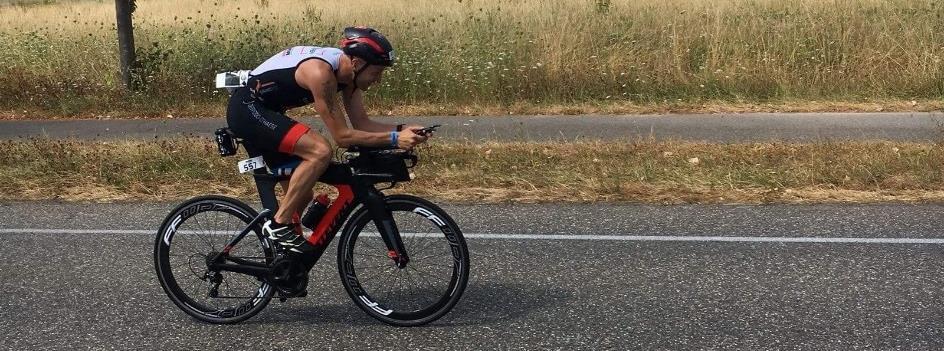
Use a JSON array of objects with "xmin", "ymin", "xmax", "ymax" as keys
[{"xmin": 226, "ymin": 27, "xmax": 428, "ymax": 262}]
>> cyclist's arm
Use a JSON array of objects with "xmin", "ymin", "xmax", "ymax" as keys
[
  {"xmin": 342, "ymin": 88, "xmax": 399, "ymax": 132},
  {"xmin": 295, "ymin": 60, "xmax": 400, "ymax": 148}
]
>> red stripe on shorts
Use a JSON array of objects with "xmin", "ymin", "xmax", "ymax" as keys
[{"xmin": 278, "ymin": 123, "xmax": 311, "ymax": 154}]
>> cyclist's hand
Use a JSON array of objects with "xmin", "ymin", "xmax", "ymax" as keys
[
  {"xmin": 403, "ymin": 124, "xmax": 426, "ymax": 134},
  {"xmin": 409, "ymin": 126, "xmax": 432, "ymax": 143},
  {"xmin": 397, "ymin": 128, "xmax": 427, "ymax": 150}
]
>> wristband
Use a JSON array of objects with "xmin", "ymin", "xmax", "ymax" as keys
[{"xmin": 390, "ymin": 131, "xmax": 399, "ymax": 147}]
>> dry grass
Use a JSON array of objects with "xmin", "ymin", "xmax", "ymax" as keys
[
  {"xmin": 0, "ymin": 0, "xmax": 942, "ymax": 116},
  {"xmin": 1, "ymin": 138, "xmax": 942, "ymax": 204}
]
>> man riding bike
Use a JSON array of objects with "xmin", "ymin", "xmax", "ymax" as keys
[{"xmin": 225, "ymin": 27, "xmax": 428, "ymax": 275}]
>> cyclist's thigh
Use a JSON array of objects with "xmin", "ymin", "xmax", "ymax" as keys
[
  {"xmin": 226, "ymin": 88, "xmax": 307, "ymax": 166},
  {"xmin": 227, "ymin": 90, "xmax": 299, "ymax": 151}
]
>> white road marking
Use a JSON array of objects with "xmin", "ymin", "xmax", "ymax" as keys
[{"xmin": 1, "ymin": 228, "xmax": 943, "ymax": 244}]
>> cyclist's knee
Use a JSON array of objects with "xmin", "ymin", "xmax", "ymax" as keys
[
  {"xmin": 294, "ymin": 134, "xmax": 332, "ymax": 163},
  {"xmin": 309, "ymin": 141, "xmax": 332, "ymax": 163}
]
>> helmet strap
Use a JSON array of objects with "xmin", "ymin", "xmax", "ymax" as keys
[{"xmin": 350, "ymin": 57, "xmax": 368, "ymax": 91}]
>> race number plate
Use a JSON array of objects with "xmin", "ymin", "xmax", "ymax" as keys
[{"xmin": 237, "ymin": 156, "xmax": 266, "ymax": 173}]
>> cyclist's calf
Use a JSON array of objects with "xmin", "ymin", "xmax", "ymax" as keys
[{"xmin": 274, "ymin": 131, "xmax": 333, "ymax": 225}]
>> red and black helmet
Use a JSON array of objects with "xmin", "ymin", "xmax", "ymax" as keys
[{"xmin": 339, "ymin": 26, "xmax": 395, "ymax": 67}]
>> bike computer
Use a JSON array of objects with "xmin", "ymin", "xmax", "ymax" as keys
[{"xmin": 416, "ymin": 124, "xmax": 441, "ymax": 136}]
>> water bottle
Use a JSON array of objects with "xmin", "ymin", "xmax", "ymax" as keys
[{"xmin": 301, "ymin": 194, "xmax": 330, "ymax": 230}]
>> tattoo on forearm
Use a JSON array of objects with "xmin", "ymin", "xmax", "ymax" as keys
[{"xmin": 322, "ymin": 81, "xmax": 337, "ymax": 113}]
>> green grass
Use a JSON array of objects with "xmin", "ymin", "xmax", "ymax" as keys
[{"xmin": 1, "ymin": 0, "xmax": 943, "ymax": 116}]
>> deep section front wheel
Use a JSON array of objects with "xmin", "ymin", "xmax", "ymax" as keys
[
  {"xmin": 337, "ymin": 195, "xmax": 470, "ymax": 326},
  {"xmin": 154, "ymin": 195, "xmax": 274, "ymax": 324}
]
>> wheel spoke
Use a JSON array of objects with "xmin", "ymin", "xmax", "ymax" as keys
[
  {"xmin": 392, "ymin": 269, "xmax": 404, "ymax": 302},
  {"xmin": 156, "ymin": 200, "xmax": 273, "ymax": 322},
  {"xmin": 171, "ymin": 260, "xmax": 193, "ymax": 271},
  {"xmin": 333, "ymin": 199, "xmax": 468, "ymax": 324},
  {"xmin": 410, "ymin": 252, "xmax": 450, "ymax": 262},
  {"xmin": 352, "ymin": 251, "xmax": 390, "ymax": 260},
  {"xmin": 414, "ymin": 260, "xmax": 454, "ymax": 268},
  {"xmin": 191, "ymin": 214, "xmax": 217, "ymax": 252},
  {"xmin": 358, "ymin": 234, "xmax": 387, "ymax": 254},
  {"xmin": 233, "ymin": 273, "xmax": 258, "ymax": 291},
  {"xmin": 356, "ymin": 266, "xmax": 395, "ymax": 284},
  {"xmin": 353, "ymin": 263, "xmax": 394, "ymax": 271},
  {"xmin": 404, "ymin": 266, "xmax": 446, "ymax": 281},
  {"xmin": 407, "ymin": 265, "xmax": 438, "ymax": 291},
  {"xmin": 418, "ymin": 238, "xmax": 438, "ymax": 258},
  {"xmin": 402, "ymin": 269, "xmax": 423, "ymax": 302}
]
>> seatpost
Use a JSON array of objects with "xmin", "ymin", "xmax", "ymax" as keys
[{"xmin": 252, "ymin": 169, "xmax": 281, "ymax": 212}]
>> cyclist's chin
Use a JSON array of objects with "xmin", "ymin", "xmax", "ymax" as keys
[{"xmin": 356, "ymin": 79, "xmax": 380, "ymax": 90}]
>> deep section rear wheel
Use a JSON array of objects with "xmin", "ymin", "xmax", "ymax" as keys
[
  {"xmin": 154, "ymin": 195, "xmax": 275, "ymax": 324},
  {"xmin": 337, "ymin": 195, "xmax": 470, "ymax": 326}
]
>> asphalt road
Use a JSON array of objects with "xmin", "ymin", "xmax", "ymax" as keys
[
  {"xmin": 2, "ymin": 112, "xmax": 943, "ymax": 142},
  {"xmin": 1, "ymin": 201, "xmax": 943, "ymax": 349}
]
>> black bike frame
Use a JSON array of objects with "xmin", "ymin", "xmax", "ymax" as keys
[{"xmin": 208, "ymin": 160, "xmax": 410, "ymax": 278}]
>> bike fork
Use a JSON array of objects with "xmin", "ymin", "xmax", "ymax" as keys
[{"xmin": 360, "ymin": 188, "xmax": 410, "ymax": 268}]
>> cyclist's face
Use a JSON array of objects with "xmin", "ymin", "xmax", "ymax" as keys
[{"xmin": 354, "ymin": 62, "xmax": 385, "ymax": 90}]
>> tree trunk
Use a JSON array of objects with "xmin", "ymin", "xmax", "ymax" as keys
[{"xmin": 115, "ymin": 0, "xmax": 135, "ymax": 91}]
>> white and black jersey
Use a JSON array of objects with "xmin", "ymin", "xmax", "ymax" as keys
[{"xmin": 247, "ymin": 46, "xmax": 346, "ymax": 111}]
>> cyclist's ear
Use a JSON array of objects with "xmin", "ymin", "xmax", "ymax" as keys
[{"xmin": 351, "ymin": 56, "xmax": 368, "ymax": 70}]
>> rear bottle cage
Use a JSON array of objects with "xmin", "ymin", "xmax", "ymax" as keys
[{"xmin": 215, "ymin": 128, "xmax": 239, "ymax": 157}]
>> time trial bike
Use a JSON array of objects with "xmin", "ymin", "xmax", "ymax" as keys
[{"xmin": 153, "ymin": 125, "xmax": 469, "ymax": 326}]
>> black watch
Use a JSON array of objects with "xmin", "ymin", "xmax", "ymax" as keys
[{"xmin": 396, "ymin": 124, "xmax": 405, "ymax": 132}]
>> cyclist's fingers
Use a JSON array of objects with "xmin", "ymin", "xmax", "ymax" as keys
[{"xmin": 398, "ymin": 135, "xmax": 419, "ymax": 149}]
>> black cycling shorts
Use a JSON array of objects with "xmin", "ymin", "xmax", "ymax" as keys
[{"xmin": 226, "ymin": 87, "xmax": 309, "ymax": 167}]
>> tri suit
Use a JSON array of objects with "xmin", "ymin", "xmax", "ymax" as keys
[{"xmin": 226, "ymin": 46, "xmax": 347, "ymax": 167}]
